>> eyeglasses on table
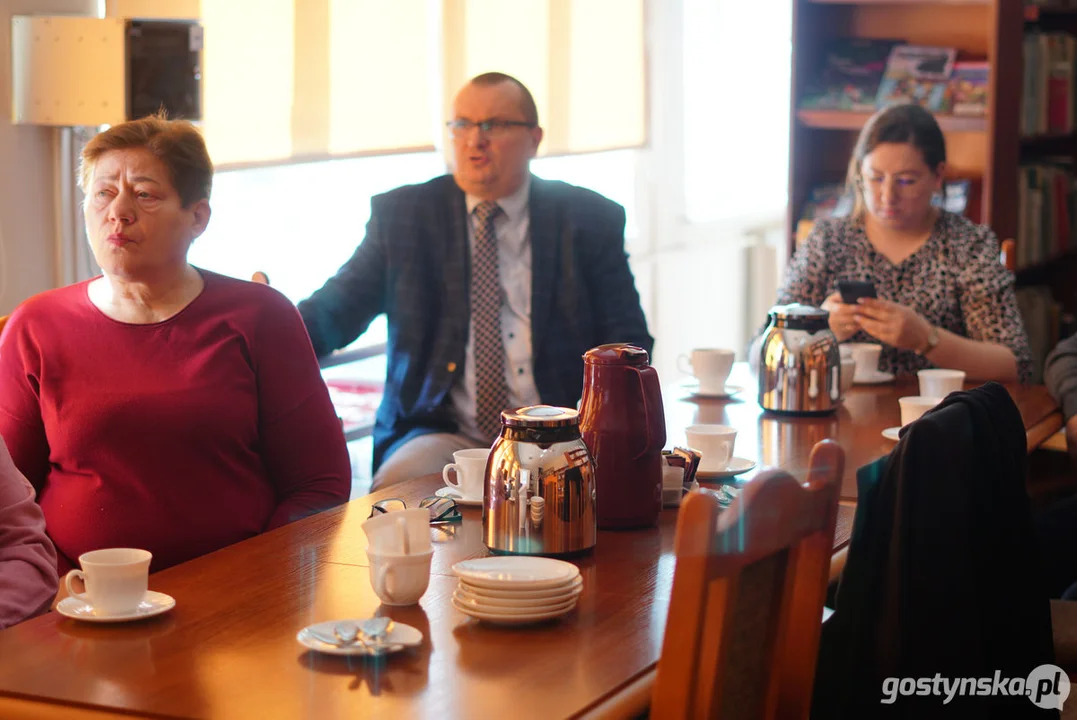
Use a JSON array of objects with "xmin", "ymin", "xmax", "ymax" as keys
[{"xmin": 368, "ymin": 496, "xmax": 462, "ymax": 524}]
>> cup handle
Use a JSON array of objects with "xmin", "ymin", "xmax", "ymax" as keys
[
  {"xmin": 442, "ymin": 463, "xmax": 462, "ymax": 490},
  {"xmin": 677, "ymin": 354, "xmax": 693, "ymax": 376},
  {"xmin": 716, "ymin": 441, "xmax": 733, "ymax": 469},
  {"xmin": 376, "ymin": 563, "xmax": 400, "ymax": 604},
  {"xmin": 64, "ymin": 570, "xmax": 88, "ymax": 601}
]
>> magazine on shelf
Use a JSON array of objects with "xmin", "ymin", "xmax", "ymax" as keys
[
  {"xmin": 875, "ymin": 45, "xmax": 958, "ymax": 112},
  {"xmin": 800, "ymin": 38, "xmax": 902, "ymax": 112},
  {"xmin": 947, "ymin": 62, "xmax": 989, "ymax": 116}
]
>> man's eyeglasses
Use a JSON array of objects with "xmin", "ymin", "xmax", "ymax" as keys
[
  {"xmin": 368, "ymin": 496, "xmax": 462, "ymax": 525},
  {"xmin": 446, "ymin": 119, "xmax": 536, "ymax": 136}
]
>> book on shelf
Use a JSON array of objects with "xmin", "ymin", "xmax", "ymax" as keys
[
  {"xmin": 1022, "ymin": 31, "xmax": 1076, "ymax": 137},
  {"xmin": 1017, "ymin": 161, "xmax": 1077, "ymax": 269},
  {"xmin": 947, "ymin": 62, "xmax": 989, "ymax": 117},
  {"xmin": 800, "ymin": 38, "xmax": 901, "ymax": 112},
  {"xmin": 875, "ymin": 45, "xmax": 957, "ymax": 113},
  {"xmin": 797, "ymin": 39, "xmax": 996, "ymax": 123},
  {"xmin": 795, "ymin": 183, "xmax": 853, "ymax": 246}
]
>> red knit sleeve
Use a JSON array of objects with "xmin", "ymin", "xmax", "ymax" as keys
[
  {"xmin": 247, "ymin": 286, "xmax": 351, "ymax": 529},
  {"xmin": 0, "ymin": 306, "xmax": 51, "ymax": 490}
]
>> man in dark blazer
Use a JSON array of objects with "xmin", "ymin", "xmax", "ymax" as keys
[{"xmin": 298, "ymin": 72, "xmax": 653, "ymax": 488}]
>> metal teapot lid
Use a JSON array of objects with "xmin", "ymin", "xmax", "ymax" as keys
[
  {"xmin": 583, "ymin": 343, "xmax": 649, "ymax": 365},
  {"xmin": 501, "ymin": 405, "xmax": 580, "ymax": 428},
  {"xmin": 768, "ymin": 303, "xmax": 830, "ymax": 331}
]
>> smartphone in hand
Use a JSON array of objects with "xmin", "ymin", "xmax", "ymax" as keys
[{"xmin": 836, "ymin": 279, "xmax": 877, "ymax": 305}]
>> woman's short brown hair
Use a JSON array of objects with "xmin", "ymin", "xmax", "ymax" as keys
[{"xmin": 79, "ymin": 112, "xmax": 213, "ymax": 207}]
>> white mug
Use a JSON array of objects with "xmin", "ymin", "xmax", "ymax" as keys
[
  {"xmin": 678, "ymin": 348, "xmax": 735, "ymax": 395},
  {"xmin": 64, "ymin": 548, "xmax": 152, "ymax": 615},
  {"xmin": 898, "ymin": 396, "xmax": 939, "ymax": 427},
  {"xmin": 685, "ymin": 424, "xmax": 738, "ymax": 473},
  {"xmin": 845, "ymin": 343, "xmax": 882, "ymax": 380},
  {"xmin": 839, "ymin": 357, "xmax": 857, "ymax": 394},
  {"xmin": 362, "ymin": 507, "xmax": 432, "ymax": 555},
  {"xmin": 442, "ymin": 448, "xmax": 489, "ymax": 501},
  {"xmin": 917, "ymin": 369, "xmax": 965, "ymax": 399},
  {"xmin": 366, "ymin": 549, "xmax": 433, "ymax": 606}
]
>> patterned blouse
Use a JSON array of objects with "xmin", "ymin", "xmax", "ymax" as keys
[{"xmin": 776, "ymin": 212, "xmax": 1032, "ymax": 382}]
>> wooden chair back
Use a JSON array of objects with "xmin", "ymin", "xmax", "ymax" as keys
[
  {"xmin": 651, "ymin": 440, "xmax": 844, "ymax": 720},
  {"xmin": 0, "ymin": 315, "xmax": 8, "ymax": 337},
  {"xmin": 1000, "ymin": 238, "xmax": 1016, "ymax": 272}
]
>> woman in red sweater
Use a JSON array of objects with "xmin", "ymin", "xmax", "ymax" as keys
[{"xmin": 0, "ymin": 114, "xmax": 351, "ymax": 573}]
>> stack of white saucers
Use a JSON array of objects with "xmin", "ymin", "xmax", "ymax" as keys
[{"xmin": 451, "ymin": 556, "xmax": 583, "ymax": 625}]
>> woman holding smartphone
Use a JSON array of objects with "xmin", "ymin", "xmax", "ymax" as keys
[{"xmin": 774, "ymin": 104, "xmax": 1030, "ymax": 382}]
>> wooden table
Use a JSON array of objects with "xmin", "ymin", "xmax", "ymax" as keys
[
  {"xmin": 0, "ymin": 368, "xmax": 1059, "ymax": 719},
  {"xmin": 664, "ymin": 365, "xmax": 1063, "ymax": 500},
  {"xmin": 0, "ymin": 470, "xmax": 855, "ymax": 720}
]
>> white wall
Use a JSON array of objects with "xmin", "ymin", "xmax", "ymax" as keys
[{"xmin": 0, "ymin": 0, "xmax": 96, "ymax": 314}]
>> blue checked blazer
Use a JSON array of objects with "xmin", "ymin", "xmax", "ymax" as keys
[{"xmin": 298, "ymin": 174, "xmax": 653, "ymax": 470}]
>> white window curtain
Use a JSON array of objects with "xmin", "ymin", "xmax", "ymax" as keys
[
  {"xmin": 443, "ymin": 0, "xmax": 646, "ymax": 157},
  {"xmin": 199, "ymin": 0, "xmax": 438, "ymax": 168},
  {"xmin": 195, "ymin": 0, "xmax": 646, "ymax": 168}
]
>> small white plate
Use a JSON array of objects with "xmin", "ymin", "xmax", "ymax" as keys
[
  {"xmin": 452, "ymin": 590, "xmax": 578, "ymax": 615},
  {"xmin": 882, "ymin": 426, "xmax": 901, "ymax": 442},
  {"xmin": 56, "ymin": 591, "xmax": 176, "ymax": 623},
  {"xmin": 696, "ymin": 457, "xmax": 757, "ymax": 480},
  {"xmin": 853, "ymin": 371, "xmax": 895, "ymax": 385},
  {"xmin": 451, "ymin": 595, "xmax": 577, "ymax": 625},
  {"xmin": 458, "ymin": 575, "xmax": 583, "ymax": 600},
  {"xmin": 457, "ymin": 579, "xmax": 583, "ymax": 608},
  {"xmin": 680, "ymin": 380, "xmax": 744, "ymax": 399},
  {"xmin": 297, "ymin": 620, "xmax": 423, "ymax": 656},
  {"xmin": 435, "ymin": 486, "xmax": 482, "ymax": 507},
  {"xmin": 452, "ymin": 556, "xmax": 580, "ymax": 590}
]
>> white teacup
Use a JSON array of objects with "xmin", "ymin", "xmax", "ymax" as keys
[
  {"xmin": 64, "ymin": 548, "xmax": 152, "ymax": 615},
  {"xmin": 840, "ymin": 357, "xmax": 857, "ymax": 394},
  {"xmin": 898, "ymin": 396, "xmax": 939, "ymax": 427},
  {"xmin": 367, "ymin": 549, "xmax": 433, "ymax": 606},
  {"xmin": 362, "ymin": 507, "xmax": 432, "ymax": 555},
  {"xmin": 442, "ymin": 448, "xmax": 489, "ymax": 501},
  {"xmin": 845, "ymin": 343, "xmax": 882, "ymax": 380},
  {"xmin": 918, "ymin": 369, "xmax": 965, "ymax": 399},
  {"xmin": 685, "ymin": 424, "xmax": 738, "ymax": 473},
  {"xmin": 678, "ymin": 348, "xmax": 735, "ymax": 395}
]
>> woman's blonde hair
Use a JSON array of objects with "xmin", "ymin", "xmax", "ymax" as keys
[
  {"xmin": 79, "ymin": 111, "xmax": 212, "ymax": 207},
  {"xmin": 845, "ymin": 104, "xmax": 946, "ymax": 219}
]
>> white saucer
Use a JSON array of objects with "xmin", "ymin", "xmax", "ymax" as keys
[
  {"xmin": 681, "ymin": 380, "xmax": 743, "ymax": 399},
  {"xmin": 452, "ymin": 556, "xmax": 580, "ymax": 590},
  {"xmin": 458, "ymin": 575, "xmax": 583, "ymax": 601},
  {"xmin": 297, "ymin": 619, "xmax": 423, "ymax": 656},
  {"xmin": 451, "ymin": 595, "xmax": 577, "ymax": 624},
  {"xmin": 457, "ymin": 578, "xmax": 584, "ymax": 607},
  {"xmin": 452, "ymin": 589, "xmax": 578, "ymax": 615},
  {"xmin": 853, "ymin": 371, "xmax": 895, "ymax": 385},
  {"xmin": 435, "ymin": 486, "xmax": 482, "ymax": 507},
  {"xmin": 882, "ymin": 426, "xmax": 901, "ymax": 441},
  {"xmin": 696, "ymin": 457, "xmax": 757, "ymax": 479},
  {"xmin": 56, "ymin": 591, "xmax": 176, "ymax": 623}
]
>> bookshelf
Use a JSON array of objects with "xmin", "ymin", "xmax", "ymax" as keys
[
  {"xmin": 796, "ymin": 109, "xmax": 988, "ymax": 133},
  {"xmin": 787, "ymin": 0, "xmax": 1024, "ymax": 257}
]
